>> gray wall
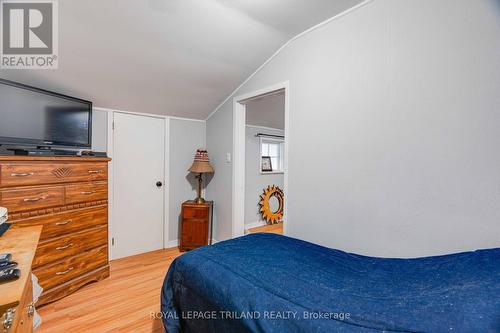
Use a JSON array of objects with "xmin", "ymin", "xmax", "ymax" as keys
[
  {"xmin": 168, "ymin": 118, "xmax": 206, "ymax": 242},
  {"xmin": 246, "ymin": 92, "xmax": 286, "ymax": 130},
  {"xmin": 91, "ymin": 109, "xmax": 108, "ymax": 152},
  {"xmin": 206, "ymin": 102, "xmax": 234, "ymax": 241},
  {"xmin": 245, "ymin": 126, "xmax": 284, "ymax": 225},
  {"xmin": 206, "ymin": 0, "xmax": 500, "ymax": 257}
]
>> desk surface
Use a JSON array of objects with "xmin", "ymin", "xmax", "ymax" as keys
[{"xmin": 0, "ymin": 225, "xmax": 42, "ymax": 316}]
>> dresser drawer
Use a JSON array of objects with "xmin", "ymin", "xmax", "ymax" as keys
[
  {"xmin": 12, "ymin": 206, "xmax": 108, "ymax": 240},
  {"xmin": 0, "ymin": 162, "xmax": 108, "ymax": 187},
  {"xmin": 65, "ymin": 183, "xmax": 108, "ymax": 205},
  {"xmin": 34, "ymin": 245, "xmax": 108, "ymax": 290},
  {"xmin": 0, "ymin": 186, "xmax": 64, "ymax": 213},
  {"xmin": 33, "ymin": 226, "xmax": 107, "ymax": 268}
]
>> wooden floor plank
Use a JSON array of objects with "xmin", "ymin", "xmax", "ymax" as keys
[
  {"xmin": 248, "ymin": 222, "xmax": 283, "ymax": 234},
  {"xmin": 37, "ymin": 248, "xmax": 182, "ymax": 333}
]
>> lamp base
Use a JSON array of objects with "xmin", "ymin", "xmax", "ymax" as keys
[{"xmin": 194, "ymin": 197, "xmax": 206, "ymax": 204}]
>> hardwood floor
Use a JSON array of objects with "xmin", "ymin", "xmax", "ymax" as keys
[
  {"xmin": 247, "ymin": 222, "xmax": 283, "ymax": 235},
  {"xmin": 37, "ymin": 247, "xmax": 182, "ymax": 333}
]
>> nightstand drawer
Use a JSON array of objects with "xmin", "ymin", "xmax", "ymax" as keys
[
  {"xmin": 65, "ymin": 183, "xmax": 107, "ymax": 204},
  {"xmin": 183, "ymin": 208, "xmax": 208, "ymax": 219},
  {"xmin": 181, "ymin": 219, "xmax": 209, "ymax": 245},
  {"xmin": 0, "ymin": 186, "xmax": 64, "ymax": 212}
]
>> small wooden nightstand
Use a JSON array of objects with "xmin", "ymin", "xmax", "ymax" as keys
[{"xmin": 179, "ymin": 200, "xmax": 213, "ymax": 251}]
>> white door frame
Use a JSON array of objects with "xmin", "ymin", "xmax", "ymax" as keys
[
  {"xmin": 232, "ymin": 81, "xmax": 290, "ymax": 238},
  {"xmin": 100, "ymin": 107, "xmax": 170, "ymax": 260}
]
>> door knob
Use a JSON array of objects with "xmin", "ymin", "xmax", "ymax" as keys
[{"xmin": 156, "ymin": 181, "xmax": 163, "ymax": 187}]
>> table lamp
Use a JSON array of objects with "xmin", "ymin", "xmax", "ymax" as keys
[{"xmin": 188, "ymin": 149, "xmax": 214, "ymax": 204}]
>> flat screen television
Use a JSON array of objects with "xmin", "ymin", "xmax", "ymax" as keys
[{"xmin": 0, "ymin": 78, "xmax": 92, "ymax": 149}]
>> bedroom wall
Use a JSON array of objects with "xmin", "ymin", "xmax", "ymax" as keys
[
  {"xmin": 244, "ymin": 126, "xmax": 284, "ymax": 226},
  {"xmin": 168, "ymin": 118, "xmax": 207, "ymax": 244},
  {"xmin": 91, "ymin": 109, "xmax": 108, "ymax": 152},
  {"xmin": 206, "ymin": 103, "xmax": 234, "ymax": 241},
  {"xmin": 92, "ymin": 110, "xmax": 207, "ymax": 246},
  {"xmin": 206, "ymin": 0, "xmax": 500, "ymax": 257}
]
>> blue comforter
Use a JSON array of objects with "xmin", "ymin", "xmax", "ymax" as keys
[{"xmin": 161, "ymin": 233, "xmax": 500, "ymax": 332}]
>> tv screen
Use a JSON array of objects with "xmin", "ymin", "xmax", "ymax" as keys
[{"xmin": 0, "ymin": 79, "xmax": 92, "ymax": 148}]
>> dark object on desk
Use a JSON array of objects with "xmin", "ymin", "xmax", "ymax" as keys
[
  {"xmin": 0, "ymin": 261, "xmax": 17, "ymax": 270},
  {"xmin": 0, "ymin": 268, "xmax": 20, "ymax": 284},
  {"xmin": 179, "ymin": 200, "xmax": 213, "ymax": 251},
  {"xmin": 0, "ymin": 223, "xmax": 10, "ymax": 237},
  {"xmin": 162, "ymin": 233, "xmax": 500, "ymax": 333},
  {"xmin": 0, "ymin": 253, "xmax": 12, "ymax": 263}
]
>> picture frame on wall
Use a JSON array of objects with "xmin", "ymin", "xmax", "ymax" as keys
[{"xmin": 261, "ymin": 156, "xmax": 273, "ymax": 172}]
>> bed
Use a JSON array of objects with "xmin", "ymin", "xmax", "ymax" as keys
[{"xmin": 161, "ymin": 233, "xmax": 500, "ymax": 332}]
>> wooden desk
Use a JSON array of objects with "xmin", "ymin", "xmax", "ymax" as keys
[{"xmin": 0, "ymin": 226, "xmax": 42, "ymax": 333}]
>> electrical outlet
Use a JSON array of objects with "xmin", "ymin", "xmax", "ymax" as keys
[{"xmin": 226, "ymin": 153, "xmax": 231, "ymax": 163}]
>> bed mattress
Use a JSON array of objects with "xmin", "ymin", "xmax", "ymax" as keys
[{"xmin": 161, "ymin": 233, "xmax": 500, "ymax": 332}]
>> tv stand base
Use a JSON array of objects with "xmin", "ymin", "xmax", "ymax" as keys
[{"xmin": 8, "ymin": 148, "xmax": 78, "ymax": 156}]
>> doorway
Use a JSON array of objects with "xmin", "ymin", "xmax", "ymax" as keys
[
  {"xmin": 112, "ymin": 112, "xmax": 166, "ymax": 259},
  {"xmin": 232, "ymin": 82, "xmax": 289, "ymax": 238}
]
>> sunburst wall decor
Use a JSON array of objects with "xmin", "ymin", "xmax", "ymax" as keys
[{"xmin": 259, "ymin": 185, "xmax": 284, "ymax": 224}]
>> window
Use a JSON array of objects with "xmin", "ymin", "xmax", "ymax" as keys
[{"xmin": 260, "ymin": 138, "xmax": 284, "ymax": 173}]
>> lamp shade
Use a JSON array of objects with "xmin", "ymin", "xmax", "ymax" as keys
[{"xmin": 188, "ymin": 149, "xmax": 214, "ymax": 173}]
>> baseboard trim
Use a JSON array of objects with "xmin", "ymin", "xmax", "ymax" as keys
[
  {"xmin": 165, "ymin": 239, "xmax": 219, "ymax": 249},
  {"xmin": 245, "ymin": 221, "xmax": 266, "ymax": 229},
  {"xmin": 165, "ymin": 239, "xmax": 179, "ymax": 248}
]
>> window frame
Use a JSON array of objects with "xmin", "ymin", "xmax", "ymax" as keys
[{"xmin": 259, "ymin": 136, "xmax": 284, "ymax": 174}]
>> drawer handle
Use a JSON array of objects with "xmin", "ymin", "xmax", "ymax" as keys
[
  {"xmin": 23, "ymin": 196, "xmax": 46, "ymax": 202},
  {"xmin": 2, "ymin": 308, "xmax": 15, "ymax": 330},
  {"xmin": 80, "ymin": 191, "xmax": 96, "ymax": 195},
  {"xmin": 55, "ymin": 220, "xmax": 72, "ymax": 226},
  {"xmin": 27, "ymin": 303, "xmax": 35, "ymax": 317},
  {"xmin": 88, "ymin": 170, "xmax": 102, "ymax": 174},
  {"xmin": 55, "ymin": 267, "xmax": 74, "ymax": 275},
  {"xmin": 10, "ymin": 172, "xmax": 34, "ymax": 177},
  {"xmin": 56, "ymin": 243, "xmax": 73, "ymax": 251}
]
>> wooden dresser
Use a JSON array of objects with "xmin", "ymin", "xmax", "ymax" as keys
[
  {"xmin": 0, "ymin": 156, "xmax": 110, "ymax": 307},
  {"xmin": 179, "ymin": 200, "xmax": 213, "ymax": 251},
  {"xmin": 0, "ymin": 226, "xmax": 41, "ymax": 333}
]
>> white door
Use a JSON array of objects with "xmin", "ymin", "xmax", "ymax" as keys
[{"xmin": 112, "ymin": 112, "xmax": 165, "ymax": 259}]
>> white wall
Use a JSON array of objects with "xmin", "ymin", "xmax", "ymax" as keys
[
  {"xmin": 245, "ymin": 126, "xmax": 284, "ymax": 225},
  {"xmin": 168, "ymin": 118, "xmax": 206, "ymax": 244},
  {"xmin": 206, "ymin": 0, "xmax": 500, "ymax": 257}
]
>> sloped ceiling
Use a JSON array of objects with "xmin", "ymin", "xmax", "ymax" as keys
[{"xmin": 0, "ymin": 0, "xmax": 362, "ymax": 119}]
